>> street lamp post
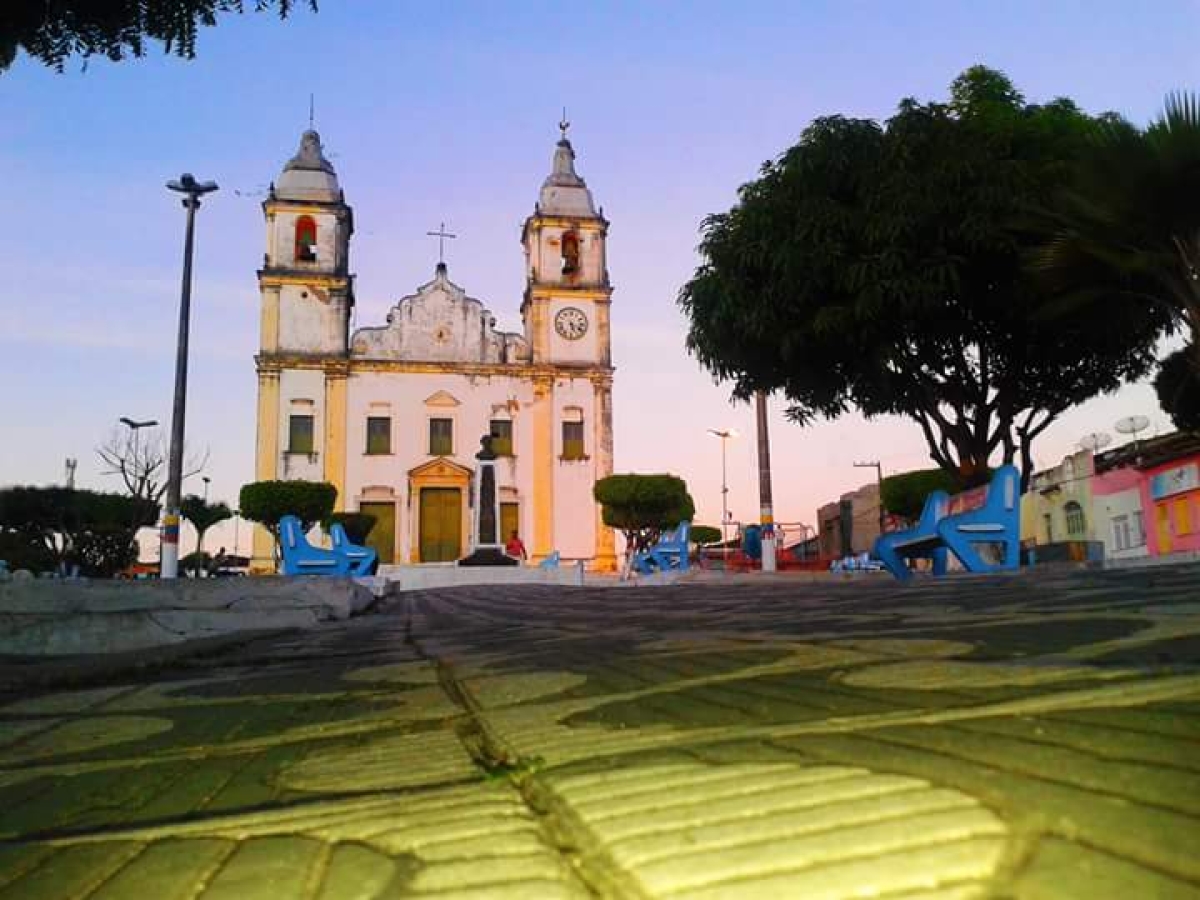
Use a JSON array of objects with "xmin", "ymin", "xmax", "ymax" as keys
[
  {"xmin": 202, "ymin": 476, "xmax": 211, "ymax": 503},
  {"xmin": 754, "ymin": 391, "xmax": 776, "ymax": 573},
  {"xmin": 161, "ymin": 173, "xmax": 219, "ymax": 580},
  {"xmin": 708, "ymin": 428, "xmax": 737, "ymax": 570},
  {"xmin": 119, "ymin": 417, "xmax": 158, "ymax": 559}
]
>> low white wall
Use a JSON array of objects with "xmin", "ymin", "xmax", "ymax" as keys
[{"xmin": 377, "ymin": 562, "xmax": 586, "ymax": 592}]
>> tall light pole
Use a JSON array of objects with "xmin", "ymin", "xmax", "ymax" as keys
[
  {"xmin": 754, "ymin": 391, "xmax": 776, "ymax": 573},
  {"xmin": 162, "ymin": 173, "xmax": 219, "ymax": 579},
  {"xmin": 708, "ymin": 428, "xmax": 737, "ymax": 569},
  {"xmin": 202, "ymin": 476, "xmax": 211, "ymax": 503}
]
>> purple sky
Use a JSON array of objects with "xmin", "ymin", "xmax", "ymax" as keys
[{"xmin": 2, "ymin": 1, "xmax": 1197, "ymax": 555}]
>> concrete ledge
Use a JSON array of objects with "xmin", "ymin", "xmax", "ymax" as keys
[
  {"xmin": 377, "ymin": 562, "xmax": 586, "ymax": 592},
  {"xmin": 0, "ymin": 577, "xmax": 374, "ymax": 656}
]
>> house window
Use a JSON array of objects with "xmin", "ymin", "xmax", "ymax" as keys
[
  {"xmin": 1133, "ymin": 509, "xmax": 1146, "ymax": 546},
  {"xmin": 294, "ymin": 216, "xmax": 318, "ymax": 262},
  {"xmin": 561, "ymin": 230, "xmax": 580, "ymax": 275},
  {"xmin": 429, "ymin": 418, "xmax": 453, "ymax": 456},
  {"xmin": 1112, "ymin": 515, "xmax": 1130, "ymax": 552},
  {"xmin": 1064, "ymin": 501, "xmax": 1086, "ymax": 537},
  {"xmin": 562, "ymin": 420, "xmax": 585, "ymax": 460},
  {"xmin": 490, "ymin": 419, "xmax": 513, "ymax": 456},
  {"xmin": 366, "ymin": 416, "xmax": 391, "ymax": 455},
  {"xmin": 288, "ymin": 414, "xmax": 314, "ymax": 454},
  {"xmin": 1043, "ymin": 513, "xmax": 1054, "ymax": 543}
]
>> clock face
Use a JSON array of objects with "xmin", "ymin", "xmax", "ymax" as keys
[{"xmin": 555, "ymin": 306, "xmax": 589, "ymax": 341}]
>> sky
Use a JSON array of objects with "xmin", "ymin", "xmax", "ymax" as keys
[{"xmin": 2, "ymin": 0, "xmax": 1198, "ymax": 557}]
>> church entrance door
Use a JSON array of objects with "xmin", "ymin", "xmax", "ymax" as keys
[
  {"xmin": 359, "ymin": 501, "xmax": 396, "ymax": 565},
  {"xmin": 420, "ymin": 488, "xmax": 462, "ymax": 562}
]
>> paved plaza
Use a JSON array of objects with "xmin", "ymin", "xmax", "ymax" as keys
[{"xmin": 1, "ymin": 566, "xmax": 1199, "ymax": 898}]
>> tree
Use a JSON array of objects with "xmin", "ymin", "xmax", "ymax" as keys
[
  {"xmin": 96, "ymin": 425, "xmax": 207, "ymax": 508},
  {"xmin": 594, "ymin": 474, "xmax": 695, "ymax": 572},
  {"xmin": 329, "ymin": 511, "xmax": 376, "ymax": 545},
  {"xmin": 2, "ymin": 0, "xmax": 316, "ymax": 72},
  {"xmin": 180, "ymin": 494, "xmax": 232, "ymax": 575},
  {"xmin": 880, "ymin": 469, "xmax": 965, "ymax": 522},
  {"xmin": 1035, "ymin": 92, "xmax": 1200, "ymax": 428},
  {"xmin": 679, "ymin": 66, "xmax": 1171, "ymax": 490},
  {"xmin": 239, "ymin": 480, "xmax": 337, "ymax": 561},
  {"xmin": 690, "ymin": 525, "xmax": 723, "ymax": 546},
  {"xmin": 1155, "ymin": 346, "xmax": 1200, "ymax": 432},
  {"xmin": 0, "ymin": 486, "xmax": 158, "ymax": 576}
]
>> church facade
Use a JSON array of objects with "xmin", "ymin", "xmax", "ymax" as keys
[{"xmin": 251, "ymin": 128, "xmax": 617, "ymax": 571}]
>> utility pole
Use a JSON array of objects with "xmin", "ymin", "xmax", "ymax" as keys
[
  {"xmin": 755, "ymin": 391, "xmax": 776, "ymax": 572},
  {"xmin": 853, "ymin": 460, "xmax": 886, "ymax": 537},
  {"xmin": 162, "ymin": 173, "xmax": 218, "ymax": 579}
]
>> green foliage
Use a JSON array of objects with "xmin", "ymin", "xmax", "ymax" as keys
[
  {"xmin": 0, "ymin": 486, "xmax": 158, "ymax": 576},
  {"xmin": 880, "ymin": 469, "xmax": 965, "ymax": 522},
  {"xmin": 679, "ymin": 66, "xmax": 1170, "ymax": 489},
  {"xmin": 2, "ymin": 0, "xmax": 316, "ymax": 71},
  {"xmin": 238, "ymin": 480, "xmax": 336, "ymax": 537},
  {"xmin": 689, "ymin": 525, "xmax": 723, "ymax": 545},
  {"xmin": 180, "ymin": 494, "xmax": 233, "ymax": 575},
  {"xmin": 329, "ymin": 512, "xmax": 377, "ymax": 545},
  {"xmin": 1036, "ymin": 92, "xmax": 1200, "ymax": 406},
  {"xmin": 1154, "ymin": 346, "xmax": 1200, "ymax": 432},
  {"xmin": 594, "ymin": 474, "xmax": 695, "ymax": 556}
]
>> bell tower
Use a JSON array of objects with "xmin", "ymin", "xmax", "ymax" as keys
[
  {"xmin": 258, "ymin": 129, "xmax": 354, "ymax": 357},
  {"xmin": 520, "ymin": 120, "xmax": 612, "ymax": 367}
]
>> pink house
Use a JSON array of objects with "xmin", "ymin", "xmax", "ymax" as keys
[{"xmin": 1142, "ymin": 453, "xmax": 1200, "ymax": 556}]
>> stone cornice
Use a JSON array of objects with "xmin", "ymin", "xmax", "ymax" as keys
[
  {"xmin": 258, "ymin": 270, "xmax": 352, "ymax": 288},
  {"xmin": 263, "ymin": 198, "xmax": 350, "ymax": 216},
  {"xmin": 256, "ymin": 353, "xmax": 613, "ymax": 380},
  {"xmin": 524, "ymin": 286, "xmax": 613, "ymax": 301}
]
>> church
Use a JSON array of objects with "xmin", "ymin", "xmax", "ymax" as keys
[{"xmin": 251, "ymin": 126, "xmax": 617, "ymax": 571}]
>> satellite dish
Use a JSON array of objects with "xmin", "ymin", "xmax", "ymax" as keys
[
  {"xmin": 1078, "ymin": 432, "xmax": 1111, "ymax": 452},
  {"xmin": 1115, "ymin": 415, "xmax": 1150, "ymax": 438}
]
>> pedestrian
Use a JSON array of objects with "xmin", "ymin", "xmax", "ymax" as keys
[
  {"xmin": 505, "ymin": 530, "xmax": 527, "ymax": 561},
  {"xmin": 208, "ymin": 546, "xmax": 228, "ymax": 578}
]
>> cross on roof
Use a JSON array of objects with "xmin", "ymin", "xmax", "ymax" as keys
[
  {"xmin": 426, "ymin": 222, "xmax": 457, "ymax": 265},
  {"xmin": 559, "ymin": 107, "xmax": 570, "ymax": 141}
]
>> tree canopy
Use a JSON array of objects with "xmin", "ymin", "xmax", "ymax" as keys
[
  {"xmin": 180, "ymin": 494, "xmax": 232, "ymax": 574},
  {"xmin": 679, "ymin": 66, "xmax": 1172, "ymax": 488},
  {"xmin": 3, "ymin": 0, "xmax": 315, "ymax": 71},
  {"xmin": 0, "ymin": 486, "xmax": 158, "ymax": 576},
  {"xmin": 594, "ymin": 474, "xmax": 695, "ymax": 561},
  {"xmin": 238, "ymin": 480, "xmax": 336, "ymax": 540},
  {"xmin": 1036, "ymin": 91, "xmax": 1200, "ymax": 428}
]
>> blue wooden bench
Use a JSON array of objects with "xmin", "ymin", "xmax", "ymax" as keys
[
  {"xmin": 873, "ymin": 490, "xmax": 950, "ymax": 581},
  {"xmin": 538, "ymin": 550, "xmax": 561, "ymax": 570},
  {"xmin": 632, "ymin": 522, "xmax": 691, "ymax": 574},
  {"xmin": 279, "ymin": 515, "xmax": 351, "ymax": 577},
  {"xmin": 873, "ymin": 465, "xmax": 1021, "ymax": 581},
  {"xmin": 329, "ymin": 523, "xmax": 378, "ymax": 576}
]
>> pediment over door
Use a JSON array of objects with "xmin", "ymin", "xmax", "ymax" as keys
[{"xmin": 408, "ymin": 457, "xmax": 473, "ymax": 482}]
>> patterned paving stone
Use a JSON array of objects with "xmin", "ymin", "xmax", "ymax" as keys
[{"xmin": 1, "ymin": 566, "xmax": 1198, "ymax": 897}]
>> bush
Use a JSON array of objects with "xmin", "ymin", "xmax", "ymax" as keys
[
  {"xmin": 594, "ymin": 473, "xmax": 695, "ymax": 558},
  {"xmin": 690, "ymin": 525, "xmax": 723, "ymax": 545},
  {"xmin": 329, "ymin": 512, "xmax": 376, "ymax": 544},
  {"xmin": 239, "ymin": 480, "xmax": 337, "ymax": 537},
  {"xmin": 880, "ymin": 469, "xmax": 965, "ymax": 522}
]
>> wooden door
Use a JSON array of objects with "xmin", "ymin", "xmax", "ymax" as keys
[
  {"xmin": 420, "ymin": 488, "xmax": 462, "ymax": 562},
  {"xmin": 500, "ymin": 503, "xmax": 519, "ymax": 547},
  {"xmin": 1156, "ymin": 503, "xmax": 1172, "ymax": 554},
  {"xmin": 359, "ymin": 502, "xmax": 395, "ymax": 565}
]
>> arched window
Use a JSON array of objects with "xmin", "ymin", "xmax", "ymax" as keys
[
  {"xmin": 561, "ymin": 230, "xmax": 580, "ymax": 275},
  {"xmin": 1064, "ymin": 501, "xmax": 1086, "ymax": 537},
  {"xmin": 294, "ymin": 216, "xmax": 318, "ymax": 262}
]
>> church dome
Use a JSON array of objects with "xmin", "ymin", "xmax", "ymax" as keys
[
  {"xmin": 537, "ymin": 137, "xmax": 597, "ymax": 217},
  {"xmin": 275, "ymin": 129, "xmax": 340, "ymax": 202}
]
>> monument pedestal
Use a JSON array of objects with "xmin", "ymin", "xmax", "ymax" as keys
[{"xmin": 459, "ymin": 434, "xmax": 519, "ymax": 568}]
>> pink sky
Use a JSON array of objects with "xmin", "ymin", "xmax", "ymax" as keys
[{"xmin": 1, "ymin": 1, "xmax": 1195, "ymax": 556}]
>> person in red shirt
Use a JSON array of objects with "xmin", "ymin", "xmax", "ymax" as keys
[{"xmin": 505, "ymin": 530, "xmax": 527, "ymax": 561}]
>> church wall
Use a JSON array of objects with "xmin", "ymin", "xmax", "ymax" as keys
[
  {"xmin": 544, "ymin": 297, "xmax": 603, "ymax": 365},
  {"xmin": 344, "ymin": 369, "xmax": 550, "ymax": 563},
  {"xmin": 277, "ymin": 368, "xmax": 326, "ymax": 482},
  {"xmin": 551, "ymin": 376, "xmax": 598, "ymax": 559},
  {"xmin": 277, "ymin": 284, "xmax": 345, "ymax": 354}
]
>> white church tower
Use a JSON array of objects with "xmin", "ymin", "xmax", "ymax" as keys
[
  {"xmin": 252, "ymin": 130, "xmax": 355, "ymax": 567},
  {"xmin": 520, "ymin": 121, "xmax": 616, "ymax": 569}
]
